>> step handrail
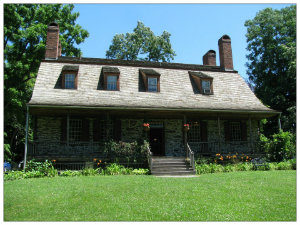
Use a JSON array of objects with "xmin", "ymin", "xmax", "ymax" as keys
[
  {"xmin": 187, "ymin": 143, "xmax": 195, "ymax": 171},
  {"xmin": 147, "ymin": 145, "xmax": 153, "ymax": 172}
]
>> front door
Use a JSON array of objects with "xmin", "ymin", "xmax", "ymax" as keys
[{"xmin": 149, "ymin": 127, "xmax": 164, "ymax": 156}]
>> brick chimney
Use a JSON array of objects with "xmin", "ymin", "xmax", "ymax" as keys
[
  {"xmin": 218, "ymin": 35, "xmax": 233, "ymax": 70},
  {"xmin": 45, "ymin": 22, "xmax": 61, "ymax": 59},
  {"xmin": 203, "ymin": 50, "xmax": 216, "ymax": 66}
]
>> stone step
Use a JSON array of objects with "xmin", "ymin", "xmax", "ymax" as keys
[
  {"xmin": 152, "ymin": 162, "xmax": 187, "ymax": 166},
  {"xmin": 152, "ymin": 168, "xmax": 194, "ymax": 173},
  {"xmin": 152, "ymin": 171, "xmax": 196, "ymax": 176},
  {"xmin": 152, "ymin": 165, "xmax": 190, "ymax": 169}
]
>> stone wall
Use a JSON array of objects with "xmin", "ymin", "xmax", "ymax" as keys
[{"xmin": 33, "ymin": 116, "xmax": 260, "ymax": 159}]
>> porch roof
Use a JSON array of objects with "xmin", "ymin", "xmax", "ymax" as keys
[{"xmin": 28, "ymin": 57, "xmax": 278, "ymax": 117}]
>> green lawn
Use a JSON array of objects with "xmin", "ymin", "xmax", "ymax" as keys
[{"xmin": 4, "ymin": 170, "xmax": 296, "ymax": 221}]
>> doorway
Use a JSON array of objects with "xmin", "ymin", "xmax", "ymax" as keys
[{"xmin": 149, "ymin": 127, "xmax": 164, "ymax": 156}]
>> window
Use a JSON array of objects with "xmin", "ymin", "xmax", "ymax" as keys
[
  {"xmin": 139, "ymin": 69, "xmax": 160, "ymax": 92},
  {"xmin": 148, "ymin": 77, "xmax": 158, "ymax": 92},
  {"xmin": 202, "ymin": 80, "xmax": 211, "ymax": 94},
  {"xmin": 102, "ymin": 67, "xmax": 120, "ymax": 91},
  {"xmin": 60, "ymin": 65, "xmax": 79, "ymax": 89},
  {"xmin": 65, "ymin": 74, "xmax": 76, "ymax": 89},
  {"xmin": 107, "ymin": 75, "xmax": 117, "ymax": 90},
  {"xmin": 188, "ymin": 71, "xmax": 213, "ymax": 95},
  {"xmin": 229, "ymin": 122, "xmax": 242, "ymax": 141},
  {"xmin": 69, "ymin": 119, "xmax": 82, "ymax": 142},
  {"xmin": 188, "ymin": 121, "xmax": 201, "ymax": 142}
]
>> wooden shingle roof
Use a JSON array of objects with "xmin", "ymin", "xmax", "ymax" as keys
[{"xmin": 29, "ymin": 57, "xmax": 278, "ymax": 115}]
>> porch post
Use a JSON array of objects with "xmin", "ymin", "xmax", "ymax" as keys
[
  {"xmin": 67, "ymin": 114, "xmax": 70, "ymax": 148},
  {"xmin": 217, "ymin": 115, "xmax": 221, "ymax": 153},
  {"xmin": 249, "ymin": 116, "xmax": 253, "ymax": 153},
  {"xmin": 183, "ymin": 114, "xmax": 188, "ymax": 158},
  {"xmin": 278, "ymin": 113, "xmax": 282, "ymax": 131},
  {"xmin": 23, "ymin": 106, "xmax": 29, "ymax": 170}
]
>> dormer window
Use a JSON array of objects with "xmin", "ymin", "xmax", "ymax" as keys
[
  {"xmin": 65, "ymin": 74, "xmax": 76, "ymax": 89},
  {"xmin": 107, "ymin": 75, "xmax": 118, "ymax": 90},
  {"xmin": 102, "ymin": 67, "xmax": 120, "ymax": 91},
  {"xmin": 139, "ymin": 69, "xmax": 160, "ymax": 92},
  {"xmin": 189, "ymin": 71, "xmax": 213, "ymax": 95},
  {"xmin": 201, "ymin": 80, "xmax": 211, "ymax": 94},
  {"xmin": 61, "ymin": 65, "xmax": 79, "ymax": 89},
  {"xmin": 148, "ymin": 77, "xmax": 158, "ymax": 92}
]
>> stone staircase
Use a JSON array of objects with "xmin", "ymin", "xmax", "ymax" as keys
[{"xmin": 151, "ymin": 156, "xmax": 196, "ymax": 176}]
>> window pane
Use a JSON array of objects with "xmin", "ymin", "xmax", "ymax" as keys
[
  {"xmin": 65, "ymin": 74, "xmax": 75, "ymax": 89},
  {"xmin": 202, "ymin": 80, "xmax": 210, "ymax": 90},
  {"xmin": 148, "ymin": 77, "xmax": 157, "ymax": 92},
  {"xmin": 187, "ymin": 121, "xmax": 201, "ymax": 142},
  {"xmin": 230, "ymin": 122, "xmax": 242, "ymax": 141},
  {"xmin": 69, "ymin": 119, "xmax": 82, "ymax": 142},
  {"xmin": 107, "ymin": 75, "xmax": 117, "ymax": 90}
]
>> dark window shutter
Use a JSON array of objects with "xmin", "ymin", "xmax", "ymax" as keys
[
  {"xmin": 200, "ymin": 121, "xmax": 208, "ymax": 142},
  {"xmin": 241, "ymin": 122, "xmax": 247, "ymax": 141},
  {"xmin": 224, "ymin": 121, "xmax": 230, "ymax": 142},
  {"xmin": 114, "ymin": 119, "xmax": 122, "ymax": 141},
  {"xmin": 61, "ymin": 117, "xmax": 67, "ymax": 142},
  {"xmin": 81, "ymin": 119, "xmax": 90, "ymax": 141}
]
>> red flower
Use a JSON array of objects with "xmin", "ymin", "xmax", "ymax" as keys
[
  {"xmin": 143, "ymin": 123, "xmax": 150, "ymax": 128},
  {"xmin": 183, "ymin": 124, "xmax": 190, "ymax": 127}
]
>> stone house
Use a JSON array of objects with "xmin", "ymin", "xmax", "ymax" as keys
[{"xmin": 26, "ymin": 23, "xmax": 279, "ymax": 170}]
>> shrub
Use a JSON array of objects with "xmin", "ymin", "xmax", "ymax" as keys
[
  {"xmin": 59, "ymin": 170, "xmax": 82, "ymax": 177},
  {"xmin": 132, "ymin": 168, "xmax": 149, "ymax": 175},
  {"xmin": 25, "ymin": 160, "xmax": 57, "ymax": 177},
  {"xmin": 195, "ymin": 163, "xmax": 211, "ymax": 175},
  {"xmin": 260, "ymin": 131, "xmax": 296, "ymax": 162},
  {"xmin": 235, "ymin": 163, "xmax": 254, "ymax": 171},
  {"xmin": 105, "ymin": 163, "xmax": 131, "ymax": 175},
  {"xmin": 81, "ymin": 168, "xmax": 102, "ymax": 176},
  {"xmin": 223, "ymin": 164, "xmax": 236, "ymax": 173},
  {"xmin": 104, "ymin": 140, "xmax": 148, "ymax": 166},
  {"xmin": 276, "ymin": 161, "xmax": 293, "ymax": 170}
]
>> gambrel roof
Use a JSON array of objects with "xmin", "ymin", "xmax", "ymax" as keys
[{"xmin": 28, "ymin": 57, "xmax": 277, "ymax": 116}]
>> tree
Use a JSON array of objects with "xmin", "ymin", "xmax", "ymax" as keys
[
  {"xmin": 106, "ymin": 21, "xmax": 176, "ymax": 62},
  {"xmin": 244, "ymin": 5, "xmax": 296, "ymax": 135},
  {"xmin": 4, "ymin": 4, "xmax": 89, "ymax": 162}
]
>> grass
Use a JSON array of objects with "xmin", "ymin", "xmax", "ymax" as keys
[{"xmin": 4, "ymin": 170, "xmax": 296, "ymax": 221}]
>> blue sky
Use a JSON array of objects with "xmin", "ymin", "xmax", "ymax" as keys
[{"xmin": 73, "ymin": 3, "xmax": 293, "ymax": 80}]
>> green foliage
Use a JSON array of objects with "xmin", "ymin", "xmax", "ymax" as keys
[
  {"xmin": 132, "ymin": 168, "xmax": 149, "ymax": 175},
  {"xmin": 104, "ymin": 140, "xmax": 148, "ymax": 165},
  {"xmin": 260, "ymin": 130, "xmax": 296, "ymax": 162},
  {"xmin": 59, "ymin": 170, "xmax": 82, "ymax": 177},
  {"xmin": 106, "ymin": 21, "xmax": 176, "ymax": 62},
  {"xmin": 25, "ymin": 159, "xmax": 57, "ymax": 177},
  {"xmin": 195, "ymin": 160, "xmax": 295, "ymax": 175},
  {"xmin": 4, "ymin": 4, "xmax": 89, "ymax": 162},
  {"xmin": 245, "ymin": 5, "xmax": 296, "ymax": 134},
  {"xmin": 105, "ymin": 163, "xmax": 132, "ymax": 175}
]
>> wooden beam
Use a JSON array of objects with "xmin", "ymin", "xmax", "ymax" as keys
[
  {"xmin": 249, "ymin": 116, "xmax": 252, "ymax": 153},
  {"xmin": 183, "ymin": 114, "xmax": 187, "ymax": 158},
  {"xmin": 67, "ymin": 114, "xmax": 70, "ymax": 148},
  {"xmin": 23, "ymin": 106, "xmax": 29, "ymax": 170},
  {"xmin": 218, "ymin": 115, "xmax": 221, "ymax": 153}
]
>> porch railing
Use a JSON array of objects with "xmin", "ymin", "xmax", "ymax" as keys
[
  {"xmin": 187, "ymin": 143, "xmax": 195, "ymax": 171},
  {"xmin": 147, "ymin": 145, "xmax": 153, "ymax": 172},
  {"xmin": 188, "ymin": 141, "xmax": 263, "ymax": 157},
  {"xmin": 28, "ymin": 141, "xmax": 105, "ymax": 157}
]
